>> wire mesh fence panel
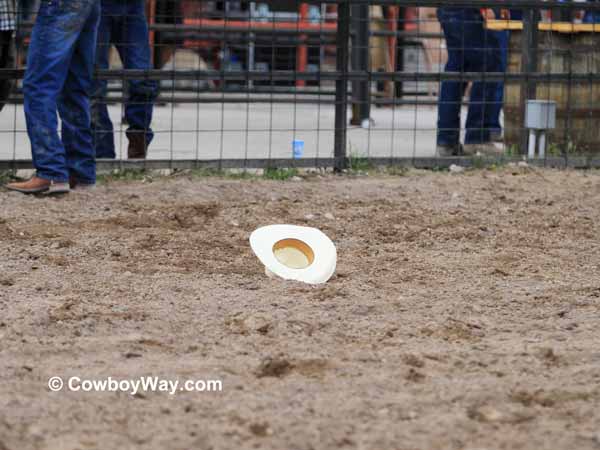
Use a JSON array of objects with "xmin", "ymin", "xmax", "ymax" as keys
[{"xmin": 1, "ymin": 0, "xmax": 600, "ymax": 173}]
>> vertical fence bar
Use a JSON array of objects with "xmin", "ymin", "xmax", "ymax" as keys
[
  {"xmin": 520, "ymin": 6, "xmax": 539, "ymax": 154},
  {"xmin": 396, "ymin": 6, "xmax": 405, "ymax": 99},
  {"xmin": 351, "ymin": 3, "xmax": 371, "ymax": 125},
  {"xmin": 335, "ymin": 1, "xmax": 351, "ymax": 171}
]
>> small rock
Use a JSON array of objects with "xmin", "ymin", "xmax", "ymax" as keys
[
  {"xmin": 449, "ymin": 164, "xmax": 465, "ymax": 174},
  {"xmin": 467, "ymin": 405, "xmax": 533, "ymax": 424},
  {"xmin": 517, "ymin": 161, "xmax": 529, "ymax": 168},
  {"xmin": 153, "ymin": 169, "xmax": 173, "ymax": 177},
  {"xmin": 249, "ymin": 422, "xmax": 273, "ymax": 437},
  {"xmin": 291, "ymin": 176, "xmax": 303, "ymax": 182},
  {"xmin": 324, "ymin": 213, "xmax": 335, "ymax": 220},
  {"xmin": 230, "ymin": 220, "xmax": 240, "ymax": 227},
  {"xmin": 467, "ymin": 405, "xmax": 503, "ymax": 423},
  {"xmin": 304, "ymin": 214, "xmax": 316, "ymax": 220}
]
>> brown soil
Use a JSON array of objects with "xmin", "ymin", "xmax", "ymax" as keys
[{"xmin": 1, "ymin": 168, "xmax": 599, "ymax": 450}]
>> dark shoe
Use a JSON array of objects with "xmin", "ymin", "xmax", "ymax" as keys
[
  {"xmin": 436, "ymin": 143, "xmax": 462, "ymax": 157},
  {"xmin": 69, "ymin": 177, "xmax": 96, "ymax": 191},
  {"xmin": 6, "ymin": 176, "xmax": 69, "ymax": 194},
  {"xmin": 127, "ymin": 132, "xmax": 148, "ymax": 159}
]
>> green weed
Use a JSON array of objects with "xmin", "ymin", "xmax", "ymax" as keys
[
  {"xmin": 263, "ymin": 167, "xmax": 299, "ymax": 180},
  {"xmin": 348, "ymin": 153, "xmax": 373, "ymax": 173}
]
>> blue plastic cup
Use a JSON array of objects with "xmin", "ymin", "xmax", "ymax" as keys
[{"xmin": 292, "ymin": 140, "xmax": 304, "ymax": 159}]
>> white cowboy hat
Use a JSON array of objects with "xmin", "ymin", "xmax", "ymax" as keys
[{"xmin": 250, "ymin": 224, "xmax": 337, "ymax": 285}]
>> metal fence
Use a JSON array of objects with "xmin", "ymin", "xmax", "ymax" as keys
[{"xmin": 2, "ymin": 0, "xmax": 600, "ymax": 173}]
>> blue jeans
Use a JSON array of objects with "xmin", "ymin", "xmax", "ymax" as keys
[
  {"xmin": 24, "ymin": 0, "xmax": 101, "ymax": 184},
  {"xmin": 436, "ymin": 8, "xmax": 501, "ymax": 146},
  {"xmin": 92, "ymin": 0, "xmax": 158, "ymax": 159},
  {"xmin": 488, "ymin": 29, "xmax": 509, "ymax": 133}
]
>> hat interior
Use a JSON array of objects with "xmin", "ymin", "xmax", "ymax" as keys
[{"xmin": 272, "ymin": 238, "xmax": 315, "ymax": 270}]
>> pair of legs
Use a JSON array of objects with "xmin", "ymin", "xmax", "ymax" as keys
[
  {"xmin": 24, "ymin": 0, "xmax": 100, "ymax": 185},
  {"xmin": 91, "ymin": 0, "xmax": 158, "ymax": 159},
  {"xmin": 436, "ymin": 8, "xmax": 501, "ymax": 148},
  {"xmin": 487, "ymin": 29, "xmax": 509, "ymax": 136}
]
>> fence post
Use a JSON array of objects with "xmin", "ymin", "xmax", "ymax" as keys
[
  {"xmin": 351, "ymin": 3, "xmax": 371, "ymax": 125},
  {"xmin": 334, "ymin": 1, "xmax": 351, "ymax": 171},
  {"xmin": 520, "ymin": 7, "xmax": 539, "ymax": 154}
]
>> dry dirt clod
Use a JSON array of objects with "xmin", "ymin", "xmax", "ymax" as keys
[
  {"xmin": 403, "ymin": 354, "xmax": 426, "ymax": 368},
  {"xmin": 256, "ymin": 323, "xmax": 272, "ymax": 335},
  {"xmin": 538, "ymin": 347, "xmax": 560, "ymax": 365},
  {"xmin": 405, "ymin": 368, "xmax": 426, "ymax": 383},
  {"xmin": 256, "ymin": 356, "xmax": 293, "ymax": 378},
  {"xmin": 249, "ymin": 421, "xmax": 273, "ymax": 437},
  {"xmin": 0, "ymin": 277, "xmax": 14, "ymax": 287}
]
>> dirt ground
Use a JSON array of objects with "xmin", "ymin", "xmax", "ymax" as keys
[{"xmin": 1, "ymin": 167, "xmax": 599, "ymax": 450}]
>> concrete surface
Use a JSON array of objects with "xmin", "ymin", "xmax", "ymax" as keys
[{"xmin": 0, "ymin": 102, "xmax": 446, "ymax": 162}]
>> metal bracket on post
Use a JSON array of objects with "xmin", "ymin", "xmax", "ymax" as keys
[{"xmin": 334, "ymin": 1, "xmax": 351, "ymax": 172}]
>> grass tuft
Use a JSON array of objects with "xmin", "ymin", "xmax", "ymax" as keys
[
  {"xmin": 348, "ymin": 153, "xmax": 373, "ymax": 173},
  {"xmin": 97, "ymin": 169, "xmax": 152, "ymax": 184},
  {"xmin": 0, "ymin": 171, "xmax": 14, "ymax": 185},
  {"xmin": 263, "ymin": 168, "xmax": 299, "ymax": 180}
]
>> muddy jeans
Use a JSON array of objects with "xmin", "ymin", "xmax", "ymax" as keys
[{"xmin": 24, "ymin": 0, "xmax": 101, "ymax": 184}]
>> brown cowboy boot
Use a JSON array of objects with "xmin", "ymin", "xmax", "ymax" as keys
[
  {"xmin": 127, "ymin": 132, "xmax": 148, "ymax": 159},
  {"xmin": 5, "ymin": 176, "xmax": 70, "ymax": 194}
]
